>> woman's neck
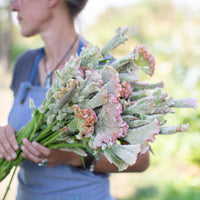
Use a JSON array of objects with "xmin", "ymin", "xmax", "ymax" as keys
[
  {"xmin": 42, "ymin": 29, "xmax": 77, "ymax": 67},
  {"xmin": 40, "ymin": 4, "xmax": 77, "ymax": 70}
]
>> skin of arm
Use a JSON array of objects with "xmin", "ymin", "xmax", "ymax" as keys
[{"xmin": 94, "ymin": 151, "xmax": 150, "ymax": 173}]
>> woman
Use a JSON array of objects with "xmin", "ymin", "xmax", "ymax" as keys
[{"xmin": 0, "ymin": 0, "xmax": 150, "ymax": 199}]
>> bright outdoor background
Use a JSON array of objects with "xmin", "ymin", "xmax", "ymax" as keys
[{"xmin": 0, "ymin": 0, "xmax": 200, "ymax": 199}]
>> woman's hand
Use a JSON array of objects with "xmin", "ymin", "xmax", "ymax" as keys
[
  {"xmin": 0, "ymin": 124, "xmax": 19, "ymax": 161},
  {"xmin": 21, "ymin": 138, "xmax": 82, "ymax": 167}
]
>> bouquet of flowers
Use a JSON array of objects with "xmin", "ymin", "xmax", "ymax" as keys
[{"xmin": 0, "ymin": 27, "xmax": 198, "ymax": 193}]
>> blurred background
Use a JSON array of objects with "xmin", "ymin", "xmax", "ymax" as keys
[{"xmin": 0, "ymin": 0, "xmax": 200, "ymax": 199}]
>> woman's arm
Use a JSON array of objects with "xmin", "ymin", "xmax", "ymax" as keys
[
  {"xmin": 21, "ymin": 138, "xmax": 149, "ymax": 173},
  {"xmin": 94, "ymin": 151, "xmax": 150, "ymax": 173}
]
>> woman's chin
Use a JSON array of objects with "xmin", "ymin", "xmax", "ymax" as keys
[{"xmin": 20, "ymin": 29, "xmax": 36, "ymax": 37}]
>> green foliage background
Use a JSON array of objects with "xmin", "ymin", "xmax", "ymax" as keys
[{"xmin": 9, "ymin": 0, "xmax": 200, "ymax": 199}]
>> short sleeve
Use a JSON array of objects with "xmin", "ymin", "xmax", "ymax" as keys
[{"xmin": 10, "ymin": 49, "xmax": 42, "ymax": 97}]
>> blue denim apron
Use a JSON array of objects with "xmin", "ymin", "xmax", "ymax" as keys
[{"xmin": 8, "ymin": 40, "xmax": 114, "ymax": 200}]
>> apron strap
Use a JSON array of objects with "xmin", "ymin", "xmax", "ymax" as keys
[
  {"xmin": 77, "ymin": 37, "xmax": 85, "ymax": 56},
  {"xmin": 21, "ymin": 49, "xmax": 44, "ymax": 104},
  {"xmin": 29, "ymin": 48, "xmax": 45, "ymax": 84}
]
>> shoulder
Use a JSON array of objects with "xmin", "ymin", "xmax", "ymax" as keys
[
  {"xmin": 15, "ymin": 48, "xmax": 43, "ymax": 66},
  {"xmin": 14, "ymin": 48, "xmax": 43, "ymax": 73},
  {"xmin": 11, "ymin": 48, "xmax": 43, "ymax": 96}
]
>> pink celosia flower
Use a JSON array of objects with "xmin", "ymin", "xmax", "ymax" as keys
[
  {"xmin": 120, "ymin": 81, "xmax": 133, "ymax": 99},
  {"xmin": 125, "ymin": 119, "xmax": 160, "ymax": 154},
  {"xmin": 82, "ymin": 67, "xmax": 105, "ymax": 87},
  {"xmin": 72, "ymin": 105, "xmax": 98, "ymax": 139},
  {"xmin": 54, "ymin": 79, "xmax": 79, "ymax": 99},
  {"xmin": 104, "ymin": 74, "xmax": 122, "ymax": 98},
  {"xmin": 93, "ymin": 94, "xmax": 129, "ymax": 148},
  {"xmin": 134, "ymin": 45, "xmax": 156, "ymax": 76}
]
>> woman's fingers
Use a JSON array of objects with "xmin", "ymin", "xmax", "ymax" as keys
[
  {"xmin": 6, "ymin": 125, "xmax": 19, "ymax": 150},
  {"xmin": 21, "ymin": 139, "xmax": 82, "ymax": 167},
  {"xmin": 21, "ymin": 138, "xmax": 52, "ymax": 164},
  {"xmin": 0, "ymin": 143, "xmax": 12, "ymax": 160},
  {"xmin": 0, "ymin": 125, "xmax": 18, "ymax": 161},
  {"xmin": 31, "ymin": 141, "xmax": 51, "ymax": 157},
  {"xmin": 21, "ymin": 146, "xmax": 42, "ymax": 164}
]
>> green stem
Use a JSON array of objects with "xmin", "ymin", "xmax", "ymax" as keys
[
  {"xmin": 0, "ymin": 152, "xmax": 23, "ymax": 182},
  {"xmin": 29, "ymin": 113, "xmax": 44, "ymax": 141},
  {"xmin": 48, "ymin": 142, "xmax": 84, "ymax": 149},
  {"xmin": 12, "ymin": 152, "xmax": 24, "ymax": 166},
  {"xmin": 2, "ymin": 166, "xmax": 18, "ymax": 200},
  {"xmin": 33, "ymin": 120, "xmax": 58, "ymax": 142},
  {"xmin": 15, "ymin": 119, "xmax": 35, "ymax": 144},
  {"xmin": 40, "ymin": 129, "xmax": 61, "ymax": 146},
  {"xmin": 80, "ymin": 156, "xmax": 85, "ymax": 168}
]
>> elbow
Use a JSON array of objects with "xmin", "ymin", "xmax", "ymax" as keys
[
  {"xmin": 137, "ymin": 157, "xmax": 150, "ymax": 172},
  {"xmin": 126, "ymin": 151, "xmax": 150, "ymax": 173},
  {"xmin": 137, "ymin": 151, "xmax": 150, "ymax": 172}
]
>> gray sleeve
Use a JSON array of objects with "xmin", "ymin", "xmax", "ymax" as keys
[{"xmin": 10, "ymin": 49, "xmax": 42, "ymax": 97}]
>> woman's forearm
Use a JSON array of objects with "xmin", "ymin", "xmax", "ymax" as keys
[{"xmin": 94, "ymin": 151, "xmax": 150, "ymax": 173}]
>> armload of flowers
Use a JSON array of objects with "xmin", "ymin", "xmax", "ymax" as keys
[{"xmin": 0, "ymin": 27, "xmax": 198, "ymax": 182}]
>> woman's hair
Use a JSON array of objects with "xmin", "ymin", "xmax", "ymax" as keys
[{"xmin": 64, "ymin": 0, "xmax": 88, "ymax": 19}]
